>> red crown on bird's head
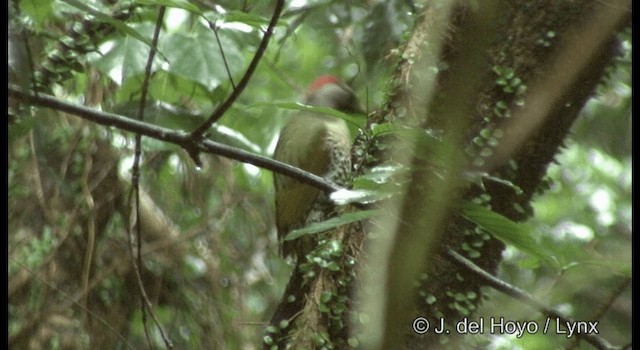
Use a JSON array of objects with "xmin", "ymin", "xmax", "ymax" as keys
[
  {"xmin": 302, "ymin": 75, "xmax": 361, "ymax": 113},
  {"xmin": 307, "ymin": 75, "xmax": 341, "ymax": 92}
]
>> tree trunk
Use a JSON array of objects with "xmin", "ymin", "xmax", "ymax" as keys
[{"xmin": 267, "ymin": 0, "xmax": 629, "ymax": 348}]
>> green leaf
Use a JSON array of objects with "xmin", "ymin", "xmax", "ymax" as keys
[
  {"xmin": 517, "ymin": 255, "xmax": 541, "ymax": 270},
  {"xmin": 263, "ymin": 335, "xmax": 273, "ymax": 345},
  {"xmin": 284, "ymin": 210, "xmax": 379, "ymax": 241},
  {"xmin": 9, "ymin": 116, "xmax": 36, "ymax": 142},
  {"xmin": 210, "ymin": 124, "xmax": 263, "ymax": 153},
  {"xmin": 222, "ymin": 11, "xmax": 287, "ymax": 28},
  {"xmin": 459, "ymin": 202, "xmax": 555, "ymax": 267},
  {"xmin": 330, "ymin": 188, "xmax": 392, "ymax": 205},
  {"xmin": 111, "ymin": 100, "xmax": 205, "ymax": 130},
  {"xmin": 90, "ymin": 24, "xmax": 155, "ymax": 84},
  {"xmin": 135, "ymin": 0, "xmax": 202, "ymax": 13},
  {"xmin": 370, "ymin": 123, "xmax": 441, "ymax": 159},
  {"xmin": 356, "ymin": 164, "xmax": 404, "ymax": 185},
  {"xmin": 278, "ymin": 319, "xmax": 289, "ymax": 329},
  {"xmin": 320, "ymin": 291, "xmax": 332, "ymax": 303},
  {"xmin": 317, "ymin": 302, "xmax": 330, "ymax": 313},
  {"xmin": 326, "ymin": 261, "xmax": 340, "ymax": 271},
  {"xmin": 370, "ymin": 122, "xmax": 438, "ymax": 141},
  {"xmin": 160, "ymin": 29, "xmax": 243, "ymax": 90},
  {"xmin": 468, "ymin": 173, "xmax": 524, "ymax": 196},
  {"xmin": 61, "ymin": 0, "xmax": 154, "ymax": 48},
  {"xmin": 561, "ymin": 259, "xmax": 631, "ymax": 276},
  {"xmin": 348, "ymin": 337, "xmax": 359, "ymax": 348},
  {"xmin": 19, "ymin": 0, "xmax": 53, "ymax": 31},
  {"xmin": 254, "ymin": 102, "xmax": 366, "ymax": 129},
  {"xmin": 143, "ymin": 70, "xmax": 213, "ymax": 105}
]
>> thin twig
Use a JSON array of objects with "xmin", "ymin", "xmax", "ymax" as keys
[
  {"xmin": 28, "ymin": 130, "xmax": 52, "ymax": 221},
  {"xmin": 566, "ymin": 277, "xmax": 631, "ymax": 350},
  {"xmin": 22, "ymin": 27, "xmax": 39, "ymax": 96},
  {"xmin": 80, "ymin": 146, "xmax": 96, "ymax": 324},
  {"xmin": 130, "ymin": 6, "xmax": 173, "ymax": 349},
  {"xmin": 9, "ymin": 84, "xmax": 341, "ymax": 195},
  {"xmin": 446, "ymin": 248, "xmax": 621, "ymax": 350},
  {"xmin": 208, "ymin": 20, "xmax": 236, "ymax": 89},
  {"xmin": 189, "ymin": 0, "xmax": 285, "ymax": 139}
]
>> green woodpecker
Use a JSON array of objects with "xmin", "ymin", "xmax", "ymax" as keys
[{"xmin": 273, "ymin": 75, "xmax": 362, "ymax": 259}]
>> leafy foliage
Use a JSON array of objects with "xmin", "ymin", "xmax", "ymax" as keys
[{"xmin": 8, "ymin": 1, "xmax": 630, "ymax": 349}]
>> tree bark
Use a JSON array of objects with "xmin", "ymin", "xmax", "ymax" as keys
[{"xmin": 268, "ymin": 0, "xmax": 630, "ymax": 348}]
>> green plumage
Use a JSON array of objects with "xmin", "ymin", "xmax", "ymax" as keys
[
  {"xmin": 273, "ymin": 113, "xmax": 351, "ymax": 258},
  {"xmin": 272, "ymin": 76, "xmax": 361, "ymax": 259}
]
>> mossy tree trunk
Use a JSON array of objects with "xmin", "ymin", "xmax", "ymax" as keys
[{"xmin": 267, "ymin": 1, "xmax": 629, "ymax": 348}]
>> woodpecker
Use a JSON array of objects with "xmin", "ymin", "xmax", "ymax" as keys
[{"xmin": 273, "ymin": 75, "xmax": 363, "ymax": 259}]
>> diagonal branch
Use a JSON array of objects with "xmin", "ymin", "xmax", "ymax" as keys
[
  {"xmin": 207, "ymin": 19, "xmax": 236, "ymax": 90},
  {"xmin": 9, "ymin": 84, "xmax": 340, "ymax": 195},
  {"xmin": 188, "ymin": 0, "xmax": 285, "ymax": 140},
  {"xmin": 446, "ymin": 249, "xmax": 622, "ymax": 350}
]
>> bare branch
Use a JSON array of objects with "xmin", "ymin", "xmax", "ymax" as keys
[
  {"xmin": 9, "ymin": 84, "xmax": 341, "ymax": 195},
  {"xmin": 189, "ymin": 0, "xmax": 285, "ymax": 139},
  {"xmin": 207, "ymin": 20, "xmax": 236, "ymax": 90},
  {"xmin": 446, "ymin": 249, "xmax": 623, "ymax": 350}
]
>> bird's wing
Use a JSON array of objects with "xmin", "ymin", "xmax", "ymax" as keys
[{"xmin": 273, "ymin": 116, "xmax": 332, "ymax": 242}]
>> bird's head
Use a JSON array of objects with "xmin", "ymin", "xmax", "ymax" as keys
[{"xmin": 303, "ymin": 75, "xmax": 364, "ymax": 114}]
